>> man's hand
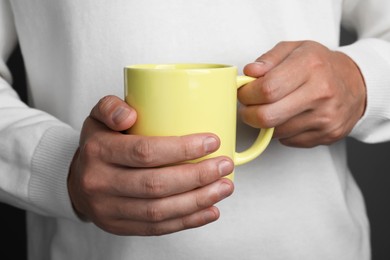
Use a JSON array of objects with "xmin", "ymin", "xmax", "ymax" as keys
[
  {"xmin": 68, "ymin": 95, "xmax": 234, "ymax": 236},
  {"xmin": 239, "ymin": 41, "xmax": 366, "ymax": 147}
]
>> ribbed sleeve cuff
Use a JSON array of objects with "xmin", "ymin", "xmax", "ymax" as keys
[
  {"xmin": 30, "ymin": 125, "xmax": 80, "ymax": 221},
  {"xmin": 337, "ymin": 38, "xmax": 390, "ymax": 143}
]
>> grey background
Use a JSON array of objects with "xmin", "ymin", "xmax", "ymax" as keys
[{"xmin": 1, "ymin": 28, "xmax": 389, "ymax": 259}]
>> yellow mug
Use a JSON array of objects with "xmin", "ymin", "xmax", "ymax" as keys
[{"xmin": 124, "ymin": 63, "xmax": 274, "ymax": 180}]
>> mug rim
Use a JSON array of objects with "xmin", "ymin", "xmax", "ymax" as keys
[{"xmin": 124, "ymin": 63, "xmax": 236, "ymax": 71}]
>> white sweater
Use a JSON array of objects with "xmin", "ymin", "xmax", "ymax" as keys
[{"xmin": 1, "ymin": 1, "xmax": 390, "ymax": 259}]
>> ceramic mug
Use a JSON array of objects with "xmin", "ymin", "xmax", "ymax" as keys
[{"xmin": 124, "ymin": 63, "xmax": 274, "ymax": 180}]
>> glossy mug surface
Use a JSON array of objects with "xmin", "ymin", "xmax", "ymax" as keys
[{"xmin": 124, "ymin": 63, "xmax": 274, "ymax": 180}]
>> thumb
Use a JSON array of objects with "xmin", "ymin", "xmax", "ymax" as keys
[
  {"xmin": 244, "ymin": 41, "xmax": 303, "ymax": 77},
  {"xmin": 243, "ymin": 61, "xmax": 270, "ymax": 78},
  {"xmin": 90, "ymin": 95, "xmax": 137, "ymax": 131}
]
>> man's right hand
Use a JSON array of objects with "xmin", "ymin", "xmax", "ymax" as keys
[{"xmin": 67, "ymin": 95, "xmax": 234, "ymax": 236}]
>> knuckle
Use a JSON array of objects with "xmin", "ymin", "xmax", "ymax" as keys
[
  {"xmin": 327, "ymin": 127, "xmax": 345, "ymax": 142},
  {"xmin": 141, "ymin": 174, "xmax": 166, "ymax": 197},
  {"xmin": 180, "ymin": 214, "xmax": 199, "ymax": 230},
  {"xmin": 195, "ymin": 193, "xmax": 203, "ymax": 209},
  {"xmin": 76, "ymin": 146, "xmax": 108, "ymax": 208},
  {"xmin": 303, "ymin": 48, "xmax": 329, "ymax": 72},
  {"xmin": 132, "ymin": 138, "xmax": 156, "ymax": 165},
  {"xmin": 256, "ymin": 107, "xmax": 278, "ymax": 128},
  {"xmin": 301, "ymin": 40, "xmax": 317, "ymax": 48},
  {"xmin": 180, "ymin": 216, "xmax": 192, "ymax": 230},
  {"xmin": 195, "ymin": 160, "xmax": 219, "ymax": 186},
  {"xmin": 78, "ymin": 169, "xmax": 103, "ymax": 200},
  {"xmin": 194, "ymin": 189, "xmax": 215, "ymax": 209},
  {"xmin": 78, "ymin": 172, "xmax": 94, "ymax": 193},
  {"xmin": 309, "ymin": 57, "xmax": 327, "ymax": 72},
  {"xmin": 261, "ymin": 76, "xmax": 279, "ymax": 102},
  {"xmin": 180, "ymin": 137, "xmax": 194, "ymax": 160},
  {"xmin": 310, "ymin": 82, "xmax": 336, "ymax": 105},
  {"xmin": 319, "ymin": 82, "xmax": 336, "ymax": 100},
  {"xmin": 197, "ymin": 167, "xmax": 213, "ymax": 186},
  {"xmin": 81, "ymin": 138, "xmax": 102, "ymax": 159},
  {"xmin": 79, "ymin": 135, "xmax": 112, "ymax": 166},
  {"xmin": 145, "ymin": 202, "xmax": 165, "ymax": 222},
  {"xmin": 316, "ymin": 110, "xmax": 334, "ymax": 130},
  {"xmin": 179, "ymin": 136, "xmax": 203, "ymax": 160}
]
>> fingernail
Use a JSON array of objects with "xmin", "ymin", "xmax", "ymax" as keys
[
  {"xmin": 203, "ymin": 137, "xmax": 219, "ymax": 153},
  {"xmin": 254, "ymin": 61, "xmax": 265, "ymax": 65},
  {"xmin": 252, "ymin": 61, "xmax": 268, "ymax": 68},
  {"xmin": 112, "ymin": 107, "xmax": 131, "ymax": 125},
  {"xmin": 202, "ymin": 208, "xmax": 219, "ymax": 223},
  {"xmin": 218, "ymin": 160, "xmax": 233, "ymax": 177},
  {"xmin": 218, "ymin": 182, "xmax": 233, "ymax": 199}
]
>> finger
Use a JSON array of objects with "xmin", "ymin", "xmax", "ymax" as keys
[
  {"xmin": 239, "ymin": 83, "xmax": 312, "ymax": 129},
  {"xmin": 277, "ymin": 112, "xmax": 348, "ymax": 147},
  {"xmin": 272, "ymin": 110, "xmax": 315, "ymax": 139},
  {"xmin": 108, "ymin": 157, "xmax": 234, "ymax": 198},
  {"xmin": 94, "ymin": 133, "xmax": 221, "ymax": 167},
  {"xmin": 238, "ymin": 77, "xmax": 271, "ymax": 105},
  {"xmin": 90, "ymin": 95, "xmax": 137, "ymax": 131},
  {"xmin": 103, "ymin": 206, "xmax": 221, "ymax": 236},
  {"xmin": 279, "ymin": 130, "xmax": 331, "ymax": 148},
  {"xmin": 112, "ymin": 178, "xmax": 234, "ymax": 222},
  {"xmin": 240, "ymin": 47, "xmax": 310, "ymax": 106},
  {"xmin": 243, "ymin": 41, "xmax": 303, "ymax": 77}
]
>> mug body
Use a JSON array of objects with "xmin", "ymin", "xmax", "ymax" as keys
[{"xmin": 124, "ymin": 64, "xmax": 238, "ymax": 178}]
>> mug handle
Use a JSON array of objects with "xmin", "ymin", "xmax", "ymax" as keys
[{"xmin": 234, "ymin": 76, "xmax": 274, "ymax": 166}]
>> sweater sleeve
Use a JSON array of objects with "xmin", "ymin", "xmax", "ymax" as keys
[
  {"xmin": 0, "ymin": 1, "xmax": 80, "ymax": 221},
  {"xmin": 338, "ymin": 0, "xmax": 390, "ymax": 143}
]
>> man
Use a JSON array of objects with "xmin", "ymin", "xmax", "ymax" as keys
[{"xmin": 1, "ymin": 1, "xmax": 390, "ymax": 259}]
